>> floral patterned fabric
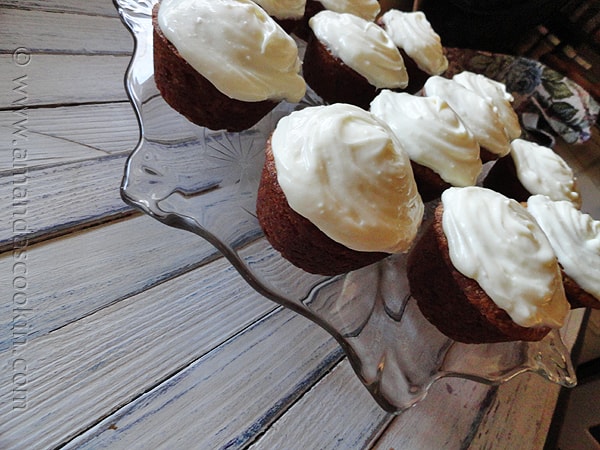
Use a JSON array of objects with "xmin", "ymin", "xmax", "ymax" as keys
[{"xmin": 445, "ymin": 48, "xmax": 599, "ymax": 145}]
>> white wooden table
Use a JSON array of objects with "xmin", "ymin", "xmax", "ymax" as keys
[{"xmin": 1, "ymin": 2, "xmax": 598, "ymax": 449}]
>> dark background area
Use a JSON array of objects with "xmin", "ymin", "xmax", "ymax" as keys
[{"xmin": 382, "ymin": 0, "xmax": 600, "ymax": 102}]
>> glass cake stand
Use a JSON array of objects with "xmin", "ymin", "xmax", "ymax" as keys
[{"xmin": 115, "ymin": 0, "xmax": 578, "ymax": 413}]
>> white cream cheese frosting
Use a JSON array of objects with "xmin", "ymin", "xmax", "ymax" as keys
[
  {"xmin": 423, "ymin": 76, "xmax": 512, "ymax": 157},
  {"xmin": 379, "ymin": 10, "xmax": 448, "ymax": 76},
  {"xmin": 527, "ymin": 195, "xmax": 600, "ymax": 301},
  {"xmin": 158, "ymin": 0, "xmax": 306, "ymax": 102},
  {"xmin": 309, "ymin": 11, "xmax": 408, "ymax": 89},
  {"xmin": 253, "ymin": 0, "xmax": 306, "ymax": 19},
  {"xmin": 370, "ymin": 91, "xmax": 481, "ymax": 187},
  {"xmin": 441, "ymin": 187, "xmax": 569, "ymax": 328},
  {"xmin": 271, "ymin": 103, "xmax": 424, "ymax": 253},
  {"xmin": 318, "ymin": 0, "xmax": 380, "ymax": 22},
  {"xmin": 453, "ymin": 71, "xmax": 521, "ymax": 140},
  {"xmin": 510, "ymin": 138, "xmax": 581, "ymax": 206}
]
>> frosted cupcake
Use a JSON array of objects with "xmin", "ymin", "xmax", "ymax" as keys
[
  {"xmin": 484, "ymin": 138, "xmax": 581, "ymax": 206},
  {"xmin": 422, "ymin": 76, "xmax": 512, "ymax": 162},
  {"xmin": 153, "ymin": 0, "xmax": 306, "ymax": 131},
  {"xmin": 257, "ymin": 103, "xmax": 424, "ymax": 275},
  {"xmin": 453, "ymin": 71, "xmax": 521, "ymax": 140},
  {"xmin": 527, "ymin": 195, "xmax": 600, "ymax": 309},
  {"xmin": 377, "ymin": 10, "xmax": 448, "ymax": 93},
  {"xmin": 253, "ymin": 0, "xmax": 307, "ymax": 33},
  {"xmin": 370, "ymin": 90, "xmax": 481, "ymax": 201},
  {"xmin": 408, "ymin": 186, "xmax": 569, "ymax": 343},
  {"xmin": 303, "ymin": 10, "xmax": 408, "ymax": 109},
  {"xmin": 296, "ymin": 0, "xmax": 381, "ymax": 39}
]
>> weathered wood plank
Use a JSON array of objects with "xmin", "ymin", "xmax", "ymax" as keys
[
  {"xmin": 0, "ymin": 0, "xmax": 120, "ymax": 16},
  {"xmin": 0, "ymin": 154, "xmax": 131, "ymax": 248},
  {"xmin": 251, "ymin": 360, "xmax": 493, "ymax": 450},
  {"xmin": 0, "ymin": 54, "xmax": 131, "ymax": 108},
  {"xmin": 1, "ymin": 275, "xmax": 342, "ymax": 450},
  {"xmin": 0, "ymin": 213, "xmax": 226, "ymax": 353},
  {"xmin": 0, "ymin": 124, "xmax": 110, "ymax": 169},
  {"xmin": 60, "ymin": 311, "xmax": 340, "ymax": 450},
  {"xmin": 252, "ymin": 361, "xmax": 391, "ymax": 449},
  {"xmin": 466, "ymin": 308, "xmax": 586, "ymax": 450},
  {"xmin": 371, "ymin": 380, "xmax": 496, "ymax": 449},
  {"xmin": 0, "ymin": 8, "xmax": 132, "ymax": 54},
  {"xmin": 467, "ymin": 375, "xmax": 560, "ymax": 450},
  {"xmin": 0, "ymin": 245, "xmax": 285, "ymax": 449},
  {"xmin": 0, "ymin": 102, "xmax": 139, "ymax": 170},
  {"xmin": 250, "ymin": 311, "xmax": 586, "ymax": 449},
  {"xmin": 23, "ymin": 103, "xmax": 139, "ymax": 154}
]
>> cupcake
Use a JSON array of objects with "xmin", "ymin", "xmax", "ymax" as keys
[
  {"xmin": 527, "ymin": 195, "xmax": 600, "ymax": 310},
  {"xmin": 153, "ymin": 0, "xmax": 306, "ymax": 132},
  {"xmin": 316, "ymin": 0, "xmax": 380, "ymax": 20},
  {"xmin": 256, "ymin": 103, "xmax": 424, "ymax": 276},
  {"xmin": 422, "ymin": 76, "xmax": 512, "ymax": 162},
  {"xmin": 407, "ymin": 186, "xmax": 569, "ymax": 343},
  {"xmin": 377, "ymin": 10, "xmax": 448, "ymax": 93},
  {"xmin": 370, "ymin": 90, "xmax": 481, "ymax": 202},
  {"xmin": 253, "ymin": 0, "xmax": 307, "ymax": 33},
  {"xmin": 303, "ymin": 10, "xmax": 408, "ymax": 109},
  {"xmin": 452, "ymin": 71, "xmax": 521, "ymax": 141},
  {"xmin": 295, "ymin": 0, "xmax": 381, "ymax": 40},
  {"xmin": 484, "ymin": 138, "xmax": 581, "ymax": 206}
]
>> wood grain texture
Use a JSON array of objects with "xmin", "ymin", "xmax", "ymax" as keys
[
  {"xmin": 0, "ymin": 0, "xmax": 121, "ymax": 16},
  {"xmin": 62, "ymin": 309, "xmax": 341, "ymax": 450},
  {"xmin": 371, "ymin": 381, "xmax": 496, "ymax": 449},
  {"xmin": 0, "ymin": 213, "xmax": 226, "ymax": 353},
  {"xmin": 0, "ymin": 102, "xmax": 139, "ymax": 160},
  {"xmin": 468, "ymin": 375, "xmax": 560, "ymax": 450},
  {"xmin": 0, "ymin": 54, "xmax": 132, "ymax": 107},
  {"xmin": 252, "ymin": 361, "xmax": 391, "ymax": 450},
  {"xmin": 467, "ymin": 308, "xmax": 586, "ymax": 450},
  {"xmin": 0, "ymin": 154, "xmax": 132, "ymax": 249},
  {"xmin": 0, "ymin": 246, "xmax": 281, "ymax": 449},
  {"xmin": 0, "ymin": 8, "xmax": 132, "ymax": 54}
]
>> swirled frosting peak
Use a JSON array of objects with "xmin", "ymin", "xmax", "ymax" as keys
[
  {"xmin": 423, "ymin": 76, "xmax": 512, "ymax": 157},
  {"xmin": 158, "ymin": 0, "xmax": 306, "ymax": 102},
  {"xmin": 309, "ymin": 11, "xmax": 408, "ymax": 89},
  {"xmin": 379, "ymin": 10, "xmax": 448, "ymax": 76},
  {"xmin": 272, "ymin": 103, "xmax": 424, "ymax": 253},
  {"xmin": 441, "ymin": 187, "xmax": 569, "ymax": 328},
  {"xmin": 527, "ymin": 195, "xmax": 600, "ymax": 301},
  {"xmin": 370, "ymin": 91, "xmax": 482, "ymax": 187},
  {"xmin": 318, "ymin": 0, "xmax": 381, "ymax": 21},
  {"xmin": 510, "ymin": 138, "xmax": 581, "ymax": 206},
  {"xmin": 453, "ymin": 71, "xmax": 521, "ymax": 140}
]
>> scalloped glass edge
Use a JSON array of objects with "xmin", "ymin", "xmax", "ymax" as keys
[{"xmin": 115, "ymin": 0, "xmax": 577, "ymax": 414}]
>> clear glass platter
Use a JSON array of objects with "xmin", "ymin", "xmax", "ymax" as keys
[{"xmin": 115, "ymin": 0, "xmax": 578, "ymax": 413}]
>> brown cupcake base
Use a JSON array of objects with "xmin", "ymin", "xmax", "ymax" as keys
[
  {"xmin": 480, "ymin": 147, "xmax": 504, "ymax": 164},
  {"xmin": 256, "ymin": 137, "xmax": 389, "ymax": 276},
  {"xmin": 410, "ymin": 161, "xmax": 451, "ymax": 203},
  {"xmin": 482, "ymin": 154, "xmax": 532, "ymax": 202},
  {"xmin": 398, "ymin": 48, "xmax": 431, "ymax": 95},
  {"xmin": 563, "ymin": 271, "xmax": 600, "ymax": 310},
  {"xmin": 407, "ymin": 204, "xmax": 551, "ymax": 343},
  {"xmin": 303, "ymin": 28, "xmax": 381, "ymax": 110},
  {"xmin": 375, "ymin": 18, "xmax": 441, "ymax": 94},
  {"xmin": 293, "ymin": 0, "xmax": 325, "ymax": 41},
  {"xmin": 152, "ymin": 4, "xmax": 278, "ymax": 132}
]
